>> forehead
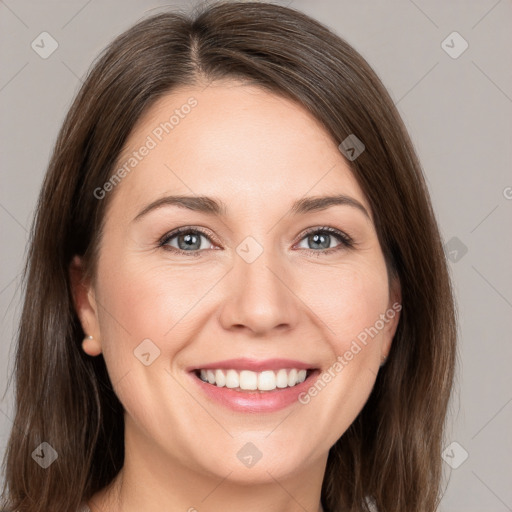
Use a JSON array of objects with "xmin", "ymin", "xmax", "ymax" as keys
[{"xmin": 107, "ymin": 81, "xmax": 371, "ymax": 219}]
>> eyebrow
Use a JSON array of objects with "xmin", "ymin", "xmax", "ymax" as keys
[
  {"xmin": 290, "ymin": 194, "xmax": 370, "ymax": 219},
  {"xmin": 132, "ymin": 194, "xmax": 370, "ymax": 222}
]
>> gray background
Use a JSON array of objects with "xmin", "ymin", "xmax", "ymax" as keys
[{"xmin": 1, "ymin": 0, "xmax": 511, "ymax": 510}]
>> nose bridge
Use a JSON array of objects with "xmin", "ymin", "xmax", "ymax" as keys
[{"xmin": 219, "ymin": 234, "xmax": 298, "ymax": 334}]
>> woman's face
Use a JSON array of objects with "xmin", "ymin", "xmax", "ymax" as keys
[{"xmin": 74, "ymin": 80, "xmax": 400, "ymax": 485}]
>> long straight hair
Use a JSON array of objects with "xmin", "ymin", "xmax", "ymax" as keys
[{"xmin": 1, "ymin": 2, "xmax": 457, "ymax": 511}]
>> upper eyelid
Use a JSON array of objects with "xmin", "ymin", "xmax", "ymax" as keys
[{"xmin": 159, "ymin": 226, "xmax": 220, "ymax": 247}]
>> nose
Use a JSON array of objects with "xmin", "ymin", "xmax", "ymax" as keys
[{"xmin": 218, "ymin": 242, "xmax": 300, "ymax": 336}]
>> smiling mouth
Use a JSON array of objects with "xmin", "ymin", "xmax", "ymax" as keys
[{"xmin": 192, "ymin": 368, "xmax": 315, "ymax": 392}]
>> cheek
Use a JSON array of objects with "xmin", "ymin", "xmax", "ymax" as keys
[
  {"xmin": 297, "ymin": 257, "xmax": 390, "ymax": 350},
  {"xmin": 295, "ymin": 261, "xmax": 390, "ymax": 442},
  {"xmin": 93, "ymin": 254, "xmax": 218, "ymax": 367},
  {"xmin": 93, "ymin": 257, "xmax": 203, "ymax": 425},
  {"xmin": 97, "ymin": 248, "xmax": 198, "ymax": 325}
]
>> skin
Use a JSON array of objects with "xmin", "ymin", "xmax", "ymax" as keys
[{"xmin": 71, "ymin": 79, "xmax": 401, "ymax": 512}]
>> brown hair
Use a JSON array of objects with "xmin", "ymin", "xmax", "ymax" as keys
[{"xmin": 1, "ymin": 2, "xmax": 457, "ymax": 511}]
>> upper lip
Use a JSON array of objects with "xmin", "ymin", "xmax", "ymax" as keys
[{"xmin": 187, "ymin": 358, "xmax": 316, "ymax": 372}]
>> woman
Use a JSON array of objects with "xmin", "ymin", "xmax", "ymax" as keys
[{"xmin": 1, "ymin": 2, "xmax": 457, "ymax": 511}]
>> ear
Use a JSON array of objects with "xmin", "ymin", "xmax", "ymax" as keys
[
  {"xmin": 381, "ymin": 275, "xmax": 402, "ymax": 361},
  {"xmin": 69, "ymin": 255, "xmax": 102, "ymax": 356}
]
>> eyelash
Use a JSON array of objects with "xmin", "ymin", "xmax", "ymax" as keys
[{"xmin": 158, "ymin": 225, "xmax": 355, "ymax": 258}]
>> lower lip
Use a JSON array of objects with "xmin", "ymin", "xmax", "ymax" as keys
[{"xmin": 189, "ymin": 370, "xmax": 320, "ymax": 413}]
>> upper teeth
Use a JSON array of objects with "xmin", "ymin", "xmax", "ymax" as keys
[{"xmin": 198, "ymin": 368, "xmax": 308, "ymax": 391}]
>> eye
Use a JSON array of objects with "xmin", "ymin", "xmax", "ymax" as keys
[
  {"xmin": 158, "ymin": 225, "xmax": 354, "ymax": 257},
  {"xmin": 159, "ymin": 227, "xmax": 216, "ymax": 256},
  {"xmin": 295, "ymin": 226, "xmax": 354, "ymax": 255}
]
